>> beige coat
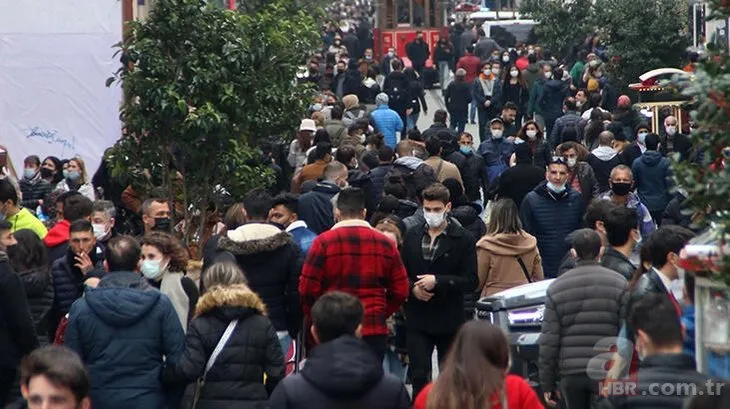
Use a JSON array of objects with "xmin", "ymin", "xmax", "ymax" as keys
[
  {"xmin": 476, "ymin": 231, "xmax": 544, "ymax": 296},
  {"xmin": 424, "ymin": 156, "xmax": 463, "ymax": 186}
]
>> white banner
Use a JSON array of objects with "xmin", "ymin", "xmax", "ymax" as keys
[{"xmin": 0, "ymin": 0, "xmax": 122, "ymax": 177}]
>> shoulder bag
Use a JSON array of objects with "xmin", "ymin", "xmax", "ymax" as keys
[{"xmin": 191, "ymin": 319, "xmax": 239, "ymax": 409}]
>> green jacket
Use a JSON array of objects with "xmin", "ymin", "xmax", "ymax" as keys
[
  {"xmin": 570, "ymin": 61, "xmax": 585, "ymax": 86},
  {"xmin": 527, "ymin": 79, "xmax": 545, "ymax": 117}
]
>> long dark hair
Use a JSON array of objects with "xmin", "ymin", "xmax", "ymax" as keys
[
  {"xmin": 42, "ymin": 156, "xmax": 64, "ymax": 185},
  {"xmin": 8, "ymin": 229, "xmax": 49, "ymax": 272},
  {"xmin": 427, "ymin": 322, "xmax": 510, "ymax": 409}
]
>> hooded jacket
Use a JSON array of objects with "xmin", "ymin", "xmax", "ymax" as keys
[
  {"xmin": 164, "ymin": 285, "xmax": 285, "ymax": 409},
  {"xmin": 523, "ymin": 62, "xmax": 541, "ymax": 90},
  {"xmin": 385, "ymin": 156, "xmax": 437, "ymax": 203},
  {"xmin": 520, "ymin": 182, "xmax": 584, "ymax": 278},
  {"xmin": 460, "ymin": 148, "xmax": 486, "ymax": 202},
  {"xmin": 17, "ymin": 267, "xmax": 54, "ymax": 346},
  {"xmin": 44, "ymin": 219, "xmax": 71, "ymax": 261},
  {"xmin": 497, "ymin": 162, "xmax": 545, "ymax": 208},
  {"xmin": 587, "ymin": 146, "xmax": 624, "ymax": 193},
  {"xmin": 631, "ymin": 150, "xmax": 671, "ymax": 212},
  {"xmin": 215, "ymin": 223, "xmax": 302, "ymax": 334},
  {"xmin": 65, "ymin": 271, "xmax": 185, "ymax": 409},
  {"xmin": 449, "ymin": 202, "xmax": 486, "ymax": 241},
  {"xmin": 298, "ymin": 182, "xmax": 341, "ymax": 234},
  {"xmin": 600, "ymin": 191, "xmax": 655, "ymax": 240},
  {"xmin": 476, "ymin": 232, "xmax": 544, "ymax": 296},
  {"xmin": 268, "ymin": 335, "xmax": 410, "ymax": 409}
]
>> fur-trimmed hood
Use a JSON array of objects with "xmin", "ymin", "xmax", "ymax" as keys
[
  {"xmin": 195, "ymin": 284, "xmax": 267, "ymax": 318},
  {"xmin": 218, "ymin": 223, "xmax": 293, "ymax": 256}
]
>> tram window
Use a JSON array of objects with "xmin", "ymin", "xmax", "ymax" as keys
[
  {"xmin": 397, "ymin": 0, "xmax": 410, "ymax": 25},
  {"xmin": 428, "ymin": 0, "xmax": 437, "ymax": 27},
  {"xmin": 413, "ymin": 0, "xmax": 425, "ymax": 27}
]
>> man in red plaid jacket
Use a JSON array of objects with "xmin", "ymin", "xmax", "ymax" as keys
[{"xmin": 300, "ymin": 187, "xmax": 409, "ymax": 361}]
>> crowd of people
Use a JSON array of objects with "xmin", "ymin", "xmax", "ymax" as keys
[{"xmin": 1, "ymin": 1, "xmax": 729, "ymax": 409}]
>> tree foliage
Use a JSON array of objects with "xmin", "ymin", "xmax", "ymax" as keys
[
  {"xmin": 673, "ymin": 0, "xmax": 730, "ymax": 283},
  {"xmin": 595, "ymin": 0, "xmax": 689, "ymax": 92},
  {"xmin": 106, "ymin": 0, "xmax": 320, "ymax": 244},
  {"xmin": 521, "ymin": 0, "xmax": 689, "ymax": 90},
  {"xmin": 519, "ymin": 0, "xmax": 595, "ymax": 61}
]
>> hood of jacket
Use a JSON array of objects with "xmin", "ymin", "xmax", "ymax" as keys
[
  {"xmin": 44, "ymin": 220, "xmax": 70, "ymax": 248},
  {"xmin": 525, "ymin": 63, "xmax": 540, "ymax": 74},
  {"xmin": 218, "ymin": 224, "xmax": 292, "ymax": 256},
  {"xmin": 591, "ymin": 146, "xmax": 619, "ymax": 161},
  {"xmin": 640, "ymin": 150, "xmax": 663, "ymax": 167},
  {"xmin": 301, "ymin": 335, "xmax": 384, "ymax": 399},
  {"xmin": 544, "ymin": 79, "xmax": 566, "ymax": 91},
  {"xmin": 85, "ymin": 271, "xmax": 160, "ymax": 327},
  {"xmin": 347, "ymin": 169, "xmax": 372, "ymax": 186},
  {"xmin": 477, "ymin": 232, "xmax": 537, "ymax": 256},
  {"xmin": 312, "ymin": 181, "xmax": 342, "ymax": 195},
  {"xmin": 195, "ymin": 283, "xmax": 267, "ymax": 321},
  {"xmin": 18, "ymin": 267, "xmax": 52, "ymax": 297},
  {"xmin": 450, "ymin": 203, "xmax": 482, "ymax": 226},
  {"xmin": 394, "ymin": 156, "xmax": 424, "ymax": 170}
]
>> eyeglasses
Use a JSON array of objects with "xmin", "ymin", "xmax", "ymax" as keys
[{"xmin": 550, "ymin": 156, "xmax": 567, "ymax": 165}]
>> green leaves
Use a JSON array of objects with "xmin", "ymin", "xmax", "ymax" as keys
[{"xmin": 106, "ymin": 0, "xmax": 320, "ymax": 244}]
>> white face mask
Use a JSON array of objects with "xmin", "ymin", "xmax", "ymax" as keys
[
  {"xmin": 424, "ymin": 211, "xmax": 446, "ymax": 229},
  {"xmin": 388, "ymin": 51, "xmax": 394, "ymax": 58},
  {"xmin": 359, "ymin": 134, "xmax": 366, "ymax": 143},
  {"xmin": 92, "ymin": 223, "xmax": 109, "ymax": 240},
  {"xmin": 566, "ymin": 157, "xmax": 577, "ymax": 168},
  {"xmin": 491, "ymin": 129, "xmax": 503, "ymax": 139},
  {"xmin": 526, "ymin": 130, "xmax": 538, "ymax": 140},
  {"xmin": 510, "ymin": 70, "xmax": 519, "ymax": 78},
  {"xmin": 666, "ymin": 125, "xmax": 677, "ymax": 136},
  {"xmin": 502, "ymin": 55, "xmax": 510, "ymax": 63},
  {"xmin": 544, "ymin": 71, "xmax": 553, "ymax": 79},
  {"xmin": 483, "ymin": 69, "xmax": 491, "ymax": 76},
  {"xmin": 491, "ymin": 68, "xmax": 501, "ymax": 76}
]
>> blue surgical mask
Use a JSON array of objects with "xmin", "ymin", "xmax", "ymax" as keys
[
  {"xmin": 459, "ymin": 145, "xmax": 472, "ymax": 155},
  {"xmin": 638, "ymin": 132, "xmax": 648, "ymax": 144},
  {"xmin": 62, "ymin": 170, "xmax": 69, "ymax": 179},
  {"xmin": 547, "ymin": 182, "xmax": 566, "ymax": 194},
  {"xmin": 23, "ymin": 168, "xmax": 37, "ymax": 179},
  {"xmin": 141, "ymin": 259, "xmax": 164, "ymax": 280},
  {"xmin": 66, "ymin": 171, "xmax": 81, "ymax": 181},
  {"xmin": 514, "ymin": 138, "xmax": 525, "ymax": 145}
]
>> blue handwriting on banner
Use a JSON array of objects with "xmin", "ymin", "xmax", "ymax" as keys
[{"xmin": 25, "ymin": 127, "xmax": 75, "ymax": 151}]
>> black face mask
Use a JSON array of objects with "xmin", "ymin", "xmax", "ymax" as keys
[
  {"xmin": 611, "ymin": 182, "xmax": 632, "ymax": 196},
  {"xmin": 40, "ymin": 167, "xmax": 54, "ymax": 178},
  {"xmin": 152, "ymin": 217, "xmax": 172, "ymax": 232}
]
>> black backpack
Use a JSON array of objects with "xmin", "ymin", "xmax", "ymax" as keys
[
  {"xmin": 385, "ymin": 163, "xmax": 437, "ymax": 202},
  {"xmin": 385, "ymin": 76, "xmax": 409, "ymax": 106}
]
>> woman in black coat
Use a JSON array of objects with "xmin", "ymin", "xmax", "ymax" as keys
[
  {"xmin": 164, "ymin": 265, "xmax": 285, "ymax": 409},
  {"xmin": 8, "ymin": 229, "xmax": 54, "ymax": 346}
]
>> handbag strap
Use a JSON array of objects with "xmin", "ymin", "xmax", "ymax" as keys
[
  {"xmin": 515, "ymin": 255, "xmax": 531, "ymax": 283},
  {"xmin": 203, "ymin": 319, "xmax": 239, "ymax": 379}
]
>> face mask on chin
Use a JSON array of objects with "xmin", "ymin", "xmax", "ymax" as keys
[{"xmin": 546, "ymin": 182, "xmax": 566, "ymax": 194}]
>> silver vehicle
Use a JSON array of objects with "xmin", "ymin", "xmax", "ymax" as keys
[{"xmin": 475, "ymin": 279, "xmax": 554, "ymax": 391}]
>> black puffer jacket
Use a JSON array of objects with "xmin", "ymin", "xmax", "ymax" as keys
[
  {"xmin": 460, "ymin": 150, "xmax": 486, "ymax": 202},
  {"xmin": 598, "ymin": 354, "xmax": 709, "ymax": 409},
  {"xmin": 18, "ymin": 267, "xmax": 54, "ymax": 345},
  {"xmin": 268, "ymin": 335, "xmax": 409, "ymax": 409},
  {"xmin": 539, "ymin": 261, "xmax": 627, "ymax": 392},
  {"xmin": 214, "ymin": 223, "xmax": 302, "ymax": 335},
  {"xmin": 164, "ymin": 284, "xmax": 285, "ymax": 409},
  {"xmin": 449, "ymin": 202, "xmax": 485, "ymax": 320},
  {"xmin": 19, "ymin": 175, "xmax": 53, "ymax": 211}
]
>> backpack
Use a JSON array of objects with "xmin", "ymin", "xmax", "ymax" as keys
[
  {"xmin": 385, "ymin": 163, "xmax": 437, "ymax": 202},
  {"xmin": 385, "ymin": 76, "xmax": 409, "ymax": 106},
  {"xmin": 560, "ymin": 118, "xmax": 580, "ymax": 143}
]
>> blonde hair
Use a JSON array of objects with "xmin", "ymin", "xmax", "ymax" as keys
[
  {"xmin": 68, "ymin": 157, "xmax": 88, "ymax": 184},
  {"xmin": 203, "ymin": 262, "xmax": 247, "ymax": 291}
]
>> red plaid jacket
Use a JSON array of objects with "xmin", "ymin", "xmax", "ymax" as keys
[{"xmin": 299, "ymin": 220, "xmax": 409, "ymax": 337}]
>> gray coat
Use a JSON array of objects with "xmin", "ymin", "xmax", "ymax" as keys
[{"xmin": 539, "ymin": 261, "xmax": 627, "ymax": 391}]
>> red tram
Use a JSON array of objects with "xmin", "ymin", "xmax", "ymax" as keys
[{"xmin": 373, "ymin": 0, "xmax": 450, "ymax": 62}]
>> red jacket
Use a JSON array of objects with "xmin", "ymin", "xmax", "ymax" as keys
[
  {"xmin": 457, "ymin": 53, "xmax": 482, "ymax": 84},
  {"xmin": 299, "ymin": 220, "xmax": 409, "ymax": 337},
  {"xmin": 414, "ymin": 375, "xmax": 543, "ymax": 409},
  {"xmin": 44, "ymin": 219, "xmax": 70, "ymax": 248}
]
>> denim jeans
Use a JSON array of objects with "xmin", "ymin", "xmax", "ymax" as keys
[
  {"xmin": 407, "ymin": 112, "xmax": 420, "ymax": 130},
  {"xmin": 470, "ymin": 97, "xmax": 477, "ymax": 123},
  {"xmin": 277, "ymin": 331, "xmax": 291, "ymax": 356},
  {"xmin": 383, "ymin": 349, "xmax": 408, "ymax": 382}
]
